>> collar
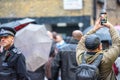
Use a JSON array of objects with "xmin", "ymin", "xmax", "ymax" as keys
[
  {"xmin": 7, "ymin": 45, "xmax": 15, "ymax": 51},
  {"xmin": 87, "ymin": 52, "xmax": 96, "ymax": 55}
]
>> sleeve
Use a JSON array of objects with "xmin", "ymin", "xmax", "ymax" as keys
[
  {"xmin": 45, "ymin": 57, "xmax": 54, "ymax": 79},
  {"xmin": 16, "ymin": 54, "xmax": 30, "ymax": 80},
  {"xmin": 104, "ymin": 26, "xmax": 120, "ymax": 63},
  {"xmin": 51, "ymin": 51, "xmax": 61, "ymax": 80}
]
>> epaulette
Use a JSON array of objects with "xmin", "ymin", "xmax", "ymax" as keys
[{"xmin": 12, "ymin": 48, "xmax": 22, "ymax": 54}]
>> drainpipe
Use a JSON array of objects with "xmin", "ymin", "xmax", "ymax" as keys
[{"xmin": 93, "ymin": 0, "xmax": 97, "ymax": 24}]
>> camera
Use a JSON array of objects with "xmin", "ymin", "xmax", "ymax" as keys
[{"xmin": 100, "ymin": 11, "xmax": 107, "ymax": 25}]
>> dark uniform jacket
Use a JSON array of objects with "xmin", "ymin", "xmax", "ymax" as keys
[
  {"xmin": 0, "ymin": 45, "xmax": 30, "ymax": 80},
  {"xmin": 51, "ymin": 44, "xmax": 78, "ymax": 80},
  {"xmin": 76, "ymin": 25, "xmax": 120, "ymax": 80}
]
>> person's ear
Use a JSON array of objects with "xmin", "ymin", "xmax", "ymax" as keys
[
  {"xmin": 99, "ymin": 43, "xmax": 103, "ymax": 50},
  {"xmin": 11, "ymin": 36, "xmax": 14, "ymax": 42}
]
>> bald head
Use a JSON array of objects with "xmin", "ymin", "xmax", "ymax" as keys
[{"xmin": 72, "ymin": 30, "xmax": 83, "ymax": 40}]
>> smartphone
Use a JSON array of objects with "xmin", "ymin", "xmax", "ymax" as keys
[{"xmin": 100, "ymin": 12, "xmax": 107, "ymax": 25}]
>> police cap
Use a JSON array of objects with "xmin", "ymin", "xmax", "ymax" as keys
[
  {"xmin": 0, "ymin": 27, "xmax": 16, "ymax": 37},
  {"xmin": 85, "ymin": 34, "xmax": 101, "ymax": 50}
]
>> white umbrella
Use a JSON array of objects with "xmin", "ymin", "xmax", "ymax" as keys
[{"xmin": 14, "ymin": 24, "xmax": 52, "ymax": 71}]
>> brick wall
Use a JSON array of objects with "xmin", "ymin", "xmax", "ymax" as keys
[
  {"xmin": 96, "ymin": 0, "xmax": 120, "ymax": 25},
  {"xmin": 0, "ymin": 0, "xmax": 92, "ymax": 17},
  {"xmin": 0, "ymin": 0, "xmax": 119, "ymax": 25}
]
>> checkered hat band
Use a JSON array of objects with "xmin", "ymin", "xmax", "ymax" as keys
[{"xmin": 0, "ymin": 29, "xmax": 14, "ymax": 36}]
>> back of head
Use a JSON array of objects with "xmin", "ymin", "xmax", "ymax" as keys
[
  {"xmin": 85, "ymin": 34, "xmax": 101, "ymax": 50},
  {"xmin": 52, "ymin": 31, "xmax": 57, "ymax": 40},
  {"xmin": 72, "ymin": 30, "xmax": 83, "ymax": 40},
  {"xmin": 55, "ymin": 35, "xmax": 63, "ymax": 43}
]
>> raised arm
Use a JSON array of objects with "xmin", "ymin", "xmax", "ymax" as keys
[
  {"xmin": 102, "ymin": 22, "xmax": 120, "ymax": 63},
  {"xmin": 76, "ymin": 18, "xmax": 102, "ymax": 64}
]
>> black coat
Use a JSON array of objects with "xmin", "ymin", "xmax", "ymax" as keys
[
  {"xmin": 51, "ymin": 44, "xmax": 78, "ymax": 80},
  {"xmin": 0, "ymin": 45, "xmax": 30, "ymax": 80},
  {"xmin": 28, "ymin": 65, "xmax": 45, "ymax": 80}
]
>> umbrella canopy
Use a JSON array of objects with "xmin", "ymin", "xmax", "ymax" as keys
[
  {"xmin": 83, "ymin": 26, "xmax": 111, "ymax": 41},
  {"xmin": 14, "ymin": 24, "xmax": 52, "ymax": 71},
  {"xmin": 0, "ymin": 18, "xmax": 36, "ymax": 31},
  {"xmin": 83, "ymin": 26, "xmax": 97, "ymax": 35}
]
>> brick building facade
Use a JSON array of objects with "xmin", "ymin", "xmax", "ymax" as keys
[{"xmin": 0, "ymin": 0, "xmax": 119, "ymax": 36}]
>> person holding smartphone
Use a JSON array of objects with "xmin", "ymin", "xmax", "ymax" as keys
[{"xmin": 76, "ymin": 17, "xmax": 120, "ymax": 80}]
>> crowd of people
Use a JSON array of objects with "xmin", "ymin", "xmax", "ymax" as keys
[
  {"xmin": 45, "ymin": 18, "xmax": 120, "ymax": 80},
  {"xmin": 0, "ymin": 17, "xmax": 120, "ymax": 80}
]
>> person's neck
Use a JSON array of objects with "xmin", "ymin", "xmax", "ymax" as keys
[{"xmin": 4, "ymin": 43, "xmax": 13, "ymax": 50}]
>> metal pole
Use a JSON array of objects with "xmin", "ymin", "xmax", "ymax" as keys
[
  {"xmin": 93, "ymin": 0, "xmax": 97, "ymax": 24},
  {"xmin": 104, "ymin": 0, "xmax": 106, "ymax": 10},
  {"xmin": 102, "ymin": 0, "xmax": 107, "ymax": 12}
]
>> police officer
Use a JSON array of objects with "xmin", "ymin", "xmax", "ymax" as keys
[{"xmin": 0, "ymin": 27, "xmax": 30, "ymax": 80}]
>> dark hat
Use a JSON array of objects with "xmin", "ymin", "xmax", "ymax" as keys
[
  {"xmin": 0, "ymin": 27, "xmax": 16, "ymax": 37},
  {"xmin": 85, "ymin": 34, "xmax": 101, "ymax": 50}
]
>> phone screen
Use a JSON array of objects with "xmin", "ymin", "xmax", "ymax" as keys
[{"xmin": 100, "ymin": 13, "xmax": 107, "ymax": 25}]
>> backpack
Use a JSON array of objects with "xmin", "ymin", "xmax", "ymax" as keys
[{"xmin": 76, "ymin": 52, "xmax": 103, "ymax": 80}]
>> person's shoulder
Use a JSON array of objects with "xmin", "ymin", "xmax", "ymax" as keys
[
  {"xmin": 12, "ymin": 47, "xmax": 22, "ymax": 54},
  {"xmin": 12, "ymin": 48, "xmax": 26, "ymax": 60}
]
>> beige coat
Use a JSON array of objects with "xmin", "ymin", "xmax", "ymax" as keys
[{"xmin": 76, "ymin": 26, "xmax": 120, "ymax": 80}]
